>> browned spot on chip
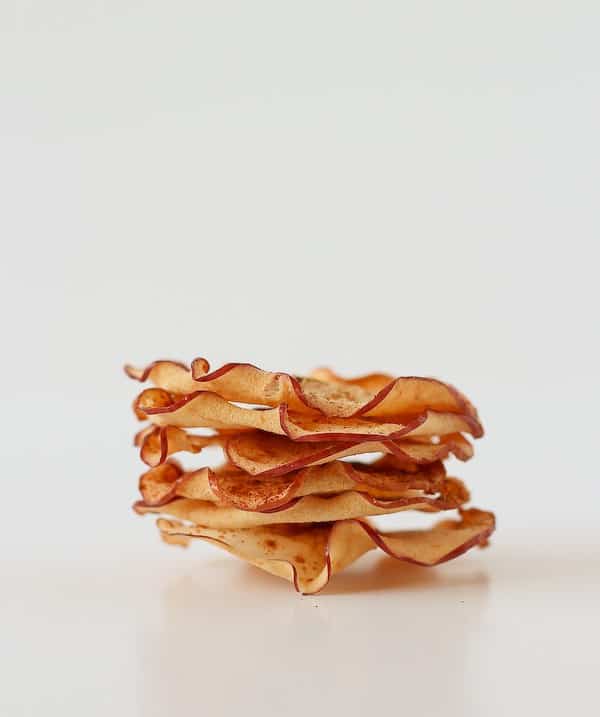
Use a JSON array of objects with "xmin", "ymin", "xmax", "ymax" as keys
[
  {"xmin": 138, "ymin": 388, "xmax": 482, "ymax": 440},
  {"xmin": 155, "ymin": 509, "xmax": 495, "ymax": 594},
  {"xmin": 136, "ymin": 459, "xmax": 465, "ymax": 516},
  {"xmin": 226, "ymin": 431, "xmax": 474, "ymax": 478},
  {"xmin": 127, "ymin": 358, "xmax": 481, "ymax": 422}
]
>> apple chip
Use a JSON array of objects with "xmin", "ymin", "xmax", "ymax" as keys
[
  {"xmin": 226, "ymin": 431, "xmax": 473, "ymax": 477},
  {"xmin": 126, "ymin": 358, "xmax": 480, "ymax": 422},
  {"xmin": 135, "ymin": 469, "xmax": 470, "ymax": 528},
  {"xmin": 156, "ymin": 508, "xmax": 495, "ymax": 594},
  {"xmin": 134, "ymin": 389, "xmax": 483, "ymax": 440},
  {"xmin": 134, "ymin": 424, "xmax": 472, "ymax": 471},
  {"xmin": 309, "ymin": 366, "xmax": 480, "ymax": 421},
  {"xmin": 136, "ymin": 459, "xmax": 467, "ymax": 513}
]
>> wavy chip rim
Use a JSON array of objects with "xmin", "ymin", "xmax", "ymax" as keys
[
  {"xmin": 125, "ymin": 358, "xmax": 481, "ymax": 426},
  {"xmin": 135, "ymin": 388, "xmax": 483, "ymax": 441},
  {"xmin": 156, "ymin": 508, "xmax": 495, "ymax": 594},
  {"xmin": 225, "ymin": 430, "xmax": 473, "ymax": 477},
  {"xmin": 135, "ymin": 459, "xmax": 469, "ymax": 514},
  {"xmin": 134, "ymin": 422, "xmax": 473, "ymax": 472},
  {"xmin": 134, "ymin": 475, "xmax": 472, "ymax": 528}
]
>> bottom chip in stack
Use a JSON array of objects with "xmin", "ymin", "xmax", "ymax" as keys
[{"xmin": 156, "ymin": 510, "xmax": 494, "ymax": 595}]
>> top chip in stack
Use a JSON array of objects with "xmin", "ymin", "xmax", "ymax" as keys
[{"xmin": 126, "ymin": 358, "xmax": 495, "ymax": 594}]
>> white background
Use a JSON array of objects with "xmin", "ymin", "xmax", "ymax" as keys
[{"xmin": 1, "ymin": 2, "xmax": 599, "ymax": 716}]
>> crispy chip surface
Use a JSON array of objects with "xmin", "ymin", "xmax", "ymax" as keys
[
  {"xmin": 135, "ymin": 389, "xmax": 483, "ymax": 440},
  {"xmin": 135, "ymin": 473, "xmax": 471, "ymax": 528},
  {"xmin": 137, "ymin": 459, "xmax": 467, "ymax": 513},
  {"xmin": 126, "ymin": 358, "xmax": 480, "ymax": 422},
  {"xmin": 226, "ymin": 431, "xmax": 473, "ymax": 476},
  {"xmin": 156, "ymin": 509, "xmax": 495, "ymax": 594},
  {"xmin": 135, "ymin": 424, "xmax": 473, "ymax": 472}
]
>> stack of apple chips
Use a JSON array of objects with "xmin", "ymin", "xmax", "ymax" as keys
[{"xmin": 127, "ymin": 358, "xmax": 495, "ymax": 594}]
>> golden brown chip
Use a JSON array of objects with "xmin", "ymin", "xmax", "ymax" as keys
[
  {"xmin": 156, "ymin": 508, "xmax": 495, "ymax": 594},
  {"xmin": 125, "ymin": 358, "xmax": 480, "ymax": 422},
  {"xmin": 308, "ymin": 366, "xmax": 481, "ymax": 422},
  {"xmin": 134, "ymin": 389, "xmax": 483, "ymax": 440},
  {"xmin": 136, "ymin": 459, "xmax": 465, "ymax": 513},
  {"xmin": 225, "ymin": 431, "xmax": 473, "ymax": 477},
  {"xmin": 135, "ymin": 469, "xmax": 470, "ymax": 529},
  {"xmin": 134, "ymin": 423, "xmax": 473, "ymax": 471}
]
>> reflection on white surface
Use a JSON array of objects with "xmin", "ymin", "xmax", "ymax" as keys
[
  {"xmin": 2, "ymin": 535, "xmax": 600, "ymax": 716},
  {"xmin": 2, "ymin": 391, "xmax": 599, "ymax": 717},
  {"xmin": 138, "ymin": 554, "xmax": 490, "ymax": 717}
]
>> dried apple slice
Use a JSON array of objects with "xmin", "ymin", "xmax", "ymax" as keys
[
  {"xmin": 135, "ymin": 469, "xmax": 470, "ymax": 528},
  {"xmin": 125, "ymin": 358, "xmax": 480, "ymax": 423},
  {"xmin": 136, "ymin": 459, "xmax": 465, "ymax": 513},
  {"xmin": 310, "ymin": 366, "xmax": 481, "ymax": 422},
  {"xmin": 226, "ymin": 431, "xmax": 473, "ymax": 477},
  {"xmin": 156, "ymin": 508, "xmax": 495, "ymax": 594},
  {"xmin": 134, "ymin": 424, "xmax": 473, "ymax": 471},
  {"xmin": 135, "ymin": 389, "xmax": 483, "ymax": 440},
  {"xmin": 126, "ymin": 359, "xmax": 313, "ymax": 412}
]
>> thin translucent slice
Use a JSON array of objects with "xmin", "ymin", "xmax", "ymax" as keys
[
  {"xmin": 125, "ymin": 358, "xmax": 480, "ymax": 423},
  {"xmin": 132, "ymin": 424, "xmax": 472, "ymax": 471},
  {"xmin": 135, "ymin": 469, "xmax": 470, "ymax": 528},
  {"xmin": 135, "ymin": 389, "xmax": 483, "ymax": 440},
  {"xmin": 299, "ymin": 375, "xmax": 470, "ymax": 421},
  {"xmin": 226, "ymin": 431, "xmax": 473, "ymax": 477},
  {"xmin": 134, "ymin": 425, "xmax": 224, "ymax": 467},
  {"xmin": 310, "ymin": 366, "xmax": 481, "ymax": 422},
  {"xmin": 156, "ymin": 508, "xmax": 496, "ymax": 594},
  {"xmin": 126, "ymin": 358, "xmax": 307, "ymax": 410},
  {"xmin": 190, "ymin": 361, "xmax": 478, "ymax": 420},
  {"xmin": 136, "ymin": 459, "xmax": 463, "ymax": 512}
]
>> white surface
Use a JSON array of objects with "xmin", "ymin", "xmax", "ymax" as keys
[
  {"xmin": 4, "ymin": 540, "xmax": 600, "ymax": 717},
  {"xmin": 1, "ymin": 2, "xmax": 600, "ymax": 715}
]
